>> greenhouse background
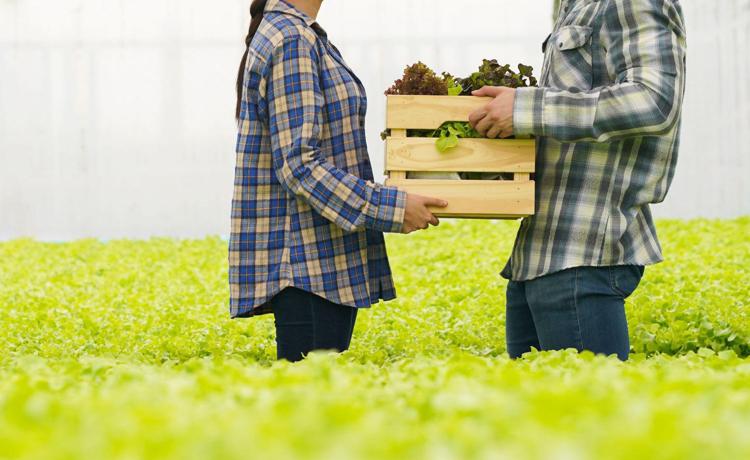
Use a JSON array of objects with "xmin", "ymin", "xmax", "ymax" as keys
[
  {"xmin": 1, "ymin": 0, "xmax": 749, "ymax": 240},
  {"xmin": 1, "ymin": 2, "xmax": 750, "ymax": 459}
]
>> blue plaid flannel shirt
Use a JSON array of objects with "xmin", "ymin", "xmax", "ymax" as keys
[{"xmin": 229, "ymin": 0, "xmax": 406, "ymax": 318}]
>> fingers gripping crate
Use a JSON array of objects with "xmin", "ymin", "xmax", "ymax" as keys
[{"xmin": 384, "ymin": 95, "xmax": 536, "ymax": 219}]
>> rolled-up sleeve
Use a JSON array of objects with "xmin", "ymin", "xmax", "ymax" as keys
[{"xmin": 265, "ymin": 35, "xmax": 406, "ymax": 234}]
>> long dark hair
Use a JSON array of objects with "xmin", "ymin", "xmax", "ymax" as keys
[{"xmin": 236, "ymin": 0, "xmax": 268, "ymax": 120}]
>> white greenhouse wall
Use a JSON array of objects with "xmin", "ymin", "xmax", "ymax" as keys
[{"xmin": 0, "ymin": 0, "xmax": 748, "ymax": 240}]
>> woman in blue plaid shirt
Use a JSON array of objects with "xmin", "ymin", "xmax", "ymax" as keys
[{"xmin": 231, "ymin": 0, "xmax": 447, "ymax": 362}]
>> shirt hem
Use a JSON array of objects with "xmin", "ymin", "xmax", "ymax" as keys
[
  {"xmin": 501, "ymin": 258, "xmax": 663, "ymax": 283},
  {"xmin": 230, "ymin": 285, "xmax": 397, "ymax": 319}
]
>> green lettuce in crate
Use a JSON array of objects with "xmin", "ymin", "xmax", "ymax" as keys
[
  {"xmin": 457, "ymin": 60, "xmax": 538, "ymax": 94},
  {"xmin": 434, "ymin": 121, "xmax": 480, "ymax": 152},
  {"xmin": 384, "ymin": 61, "xmax": 538, "ymax": 153}
]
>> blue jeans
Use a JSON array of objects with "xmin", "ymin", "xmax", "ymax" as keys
[
  {"xmin": 271, "ymin": 287, "xmax": 358, "ymax": 362},
  {"xmin": 506, "ymin": 265, "xmax": 644, "ymax": 361}
]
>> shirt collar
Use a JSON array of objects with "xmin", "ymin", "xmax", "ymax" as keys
[{"xmin": 265, "ymin": 0, "xmax": 316, "ymax": 27}]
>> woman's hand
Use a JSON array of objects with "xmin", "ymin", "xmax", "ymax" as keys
[{"xmin": 402, "ymin": 194, "xmax": 448, "ymax": 234}]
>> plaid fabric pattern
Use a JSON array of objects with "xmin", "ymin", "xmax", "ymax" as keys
[
  {"xmin": 230, "ymin": 0, "xmax": 406, "ymax": 318},
  {"xmin": 504, "ymin": 0, "xmax": 687, "ymax": 281}
]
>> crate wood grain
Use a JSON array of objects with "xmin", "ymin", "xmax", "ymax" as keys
[{"xmin": 384, "ymin": 95, "xmax": 536, "ymax": 219}]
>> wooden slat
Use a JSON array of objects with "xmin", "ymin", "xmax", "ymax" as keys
[
  {"xmin": 386, "ymin": 138, "xmax": 535, "ymax": 173},
  {"xmin": 384, "ymin": 179, "xmax": 535, "ymax": 218},
  {"xmin": 386, "ymin": 95, "xmax": 491, "ymax": 130},
  {"xmin": 385, "ymin": 129, "xmax": 407, "ymax": 177},
  {"xmin": 514, "ymin": 173, "xmax": 531, "ymax": 181}
]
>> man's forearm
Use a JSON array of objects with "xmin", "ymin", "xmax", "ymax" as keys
[{"xmin": 513, "ymin": 79, "xmax": 682, "ymax": 143}]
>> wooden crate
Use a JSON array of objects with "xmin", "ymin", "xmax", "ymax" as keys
[{"xmin": 384, "ymin": 95, "xmax": 536, "ymax": 219}]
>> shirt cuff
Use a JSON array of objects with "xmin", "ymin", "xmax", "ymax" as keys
[
  {"xmin": 363, "ymin": 185, "xmax": 406, "ymax": 233},
  {"xmin": 513, "ymin": 87, "xmax": 545, "ymax": 137}
]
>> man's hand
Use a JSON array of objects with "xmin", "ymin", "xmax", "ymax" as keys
[
  {"xmin": 402, "ymin": 193, "xmax": 448, "ymax": 234},
  {"xmin": 468, "ymin": 86, "xmax": 516, "ymax": 139}
]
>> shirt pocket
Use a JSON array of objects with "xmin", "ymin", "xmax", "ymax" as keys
[{"xmin": 547, "ymin": 25, "xmax": 594, "ymax": 91}]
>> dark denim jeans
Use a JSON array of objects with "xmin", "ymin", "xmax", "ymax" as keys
[
  {"xmin": 506, "ymin": 265, "xmax": 644, "ymax": 361},
  {"xmin": 270, "ymin": 287, "xmax": 358, "ymax": 362}
]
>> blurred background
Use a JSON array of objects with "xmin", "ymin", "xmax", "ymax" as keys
[{"xmin": 1, "ymin": 0, "xmax": 748, "ymax": 240}]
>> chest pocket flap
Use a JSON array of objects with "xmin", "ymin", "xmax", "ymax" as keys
[{"xmin": 554, "ymin": 25, "xmax": 592, "ymax": 51}]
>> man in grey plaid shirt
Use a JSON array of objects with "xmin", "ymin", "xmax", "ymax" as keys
[{"xmin": 469, "ymin": 0, "xmax": 686, "ymax": 360}]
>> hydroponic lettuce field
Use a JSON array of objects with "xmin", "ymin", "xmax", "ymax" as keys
[{"xmin": 1, "ymin": 219, "xmax": 749, "ymax": 459}]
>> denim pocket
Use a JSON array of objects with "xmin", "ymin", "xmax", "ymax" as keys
[{"xmin": 609, "ymin": 266, "xmax": 645, "ymax": 298}]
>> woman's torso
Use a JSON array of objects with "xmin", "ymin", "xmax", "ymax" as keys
[{"xmin": 229, "ymin": 0, "xmax": 397, "ymax": 317}]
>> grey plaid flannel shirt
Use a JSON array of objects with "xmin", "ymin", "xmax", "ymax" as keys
[{"xmin": 504, "ymin": 0, "xmax": 687, "ymax": 281}]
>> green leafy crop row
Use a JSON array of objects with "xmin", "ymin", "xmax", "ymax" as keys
[
  {"xmin": 2, "ymin": 352, "xmax": 749, "ymax": 460},
  {"xmin": 0, "ymin": 218, "xmax": 748, "ymax": 459}
]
